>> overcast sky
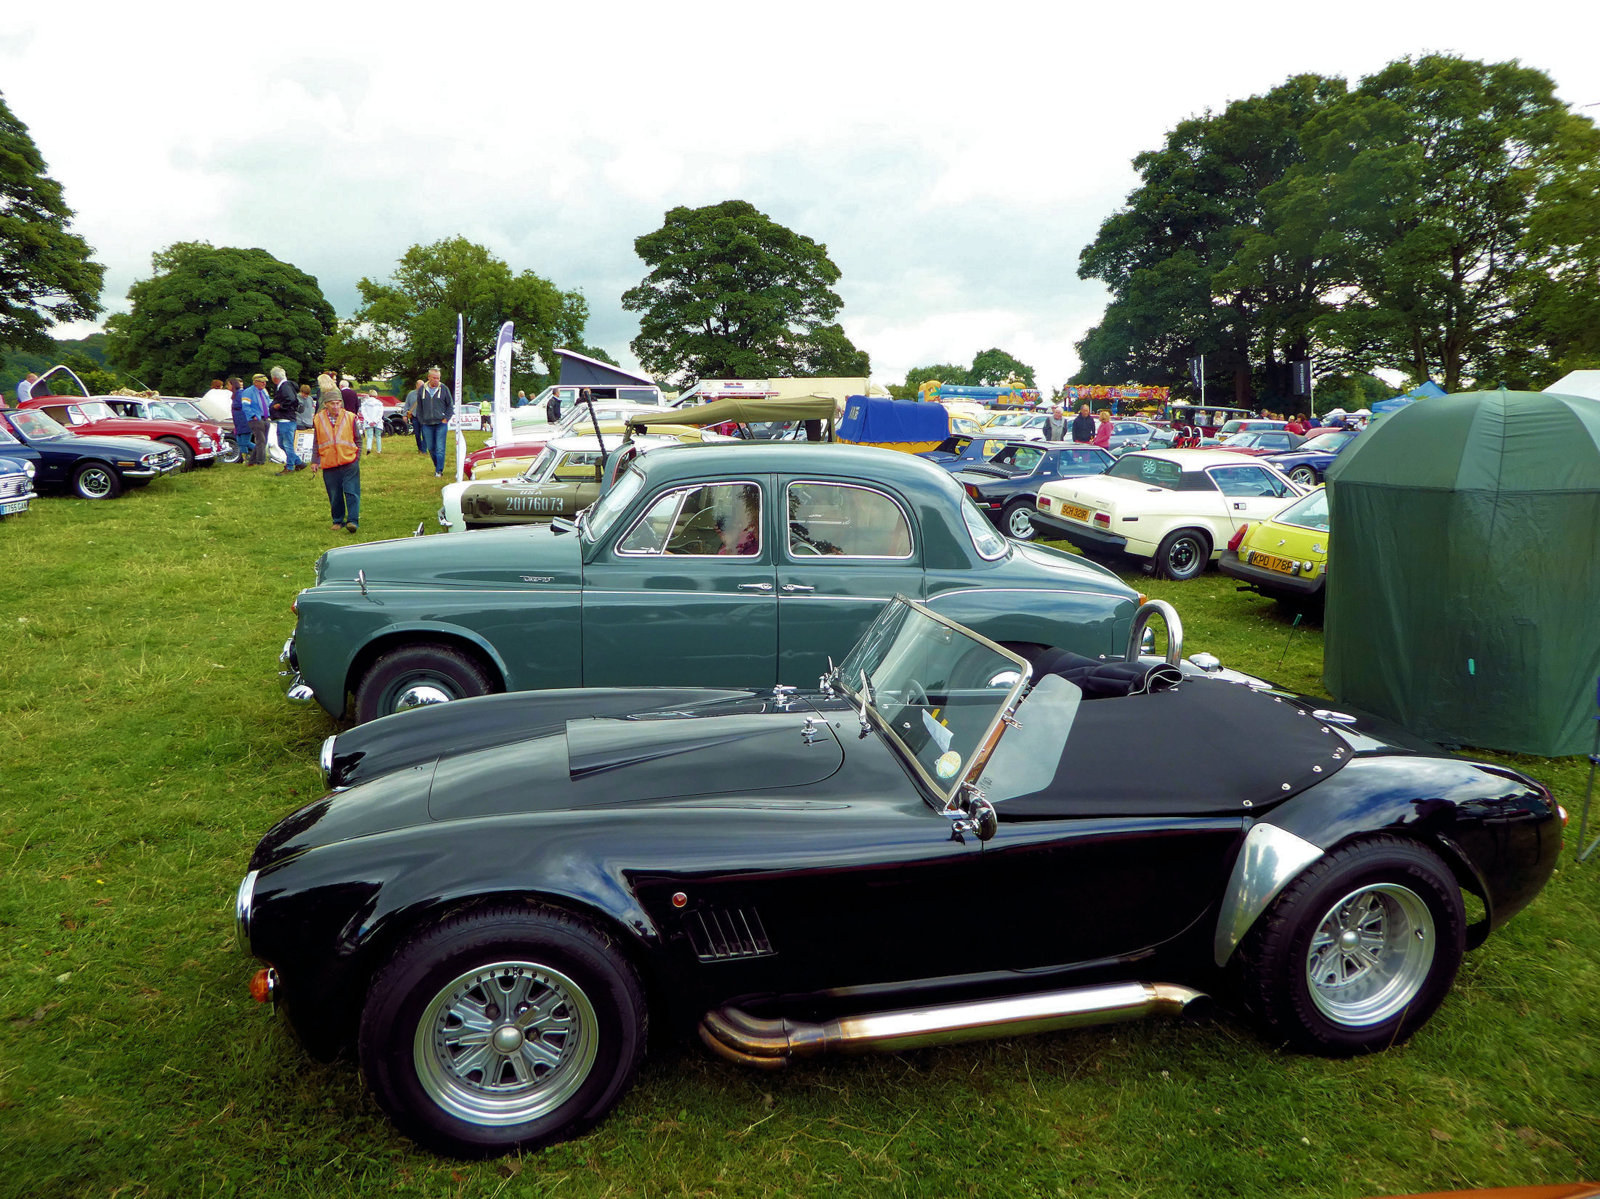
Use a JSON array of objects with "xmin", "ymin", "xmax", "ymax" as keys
[{"xmin": 5, "ymin": 1, "xmax": 1597, "ymax": 391}]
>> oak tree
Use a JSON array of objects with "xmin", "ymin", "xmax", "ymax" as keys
[{"xmin": 623, "ymin": 200, "xmax": 868, "ymax": 386}]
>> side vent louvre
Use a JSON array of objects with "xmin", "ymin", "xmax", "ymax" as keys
[{"xmin": 686, "ymin": 907, "xmax": 775, "ymax": 961}]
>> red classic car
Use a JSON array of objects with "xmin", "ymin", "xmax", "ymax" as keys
[{"xmin": 20, "ymin": 397, "xmax": 224, "ymax": 469}]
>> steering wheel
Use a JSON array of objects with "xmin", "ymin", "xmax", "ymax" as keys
[
  {"xmin": 790, "ymin": 520, "xmax": 825, "ymax": 556},
  {"xmin": 907, "ymin": 679, "xmax": 930, "ymax": 707}
]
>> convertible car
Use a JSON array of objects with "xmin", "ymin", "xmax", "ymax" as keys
[
  {"xmin": 280, "ymin": 443, "xmax": 1142, "ymax": 723},
  {"xmin": 1033, "ymin": 449, "xmax": 1303, "ymax": 580},
  {"xmin": 237, "ymin": 597, "xmax": 1563, "ymax": 1158}
]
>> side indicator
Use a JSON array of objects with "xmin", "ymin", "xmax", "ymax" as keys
[{"xmin": 249, "ymin": 968, "xmax": 278, "ymax": 1004}]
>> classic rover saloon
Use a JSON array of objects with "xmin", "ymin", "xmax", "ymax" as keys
[
  {"xmin": 281, "ymin": 442, "xmax": 1143, "ymax": 723},
  {"xmin": 238, "ymin": 597, "xmax": 1563, "ymax": 1158}
]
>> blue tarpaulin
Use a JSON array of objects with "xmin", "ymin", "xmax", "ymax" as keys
[
  {"xmin": 837, "ymin": 396, "xmax": 950, "ymax": 451},
  {"xmin": 1372, "ymin": 380, "xmax": 1447, "ymax": 415}
]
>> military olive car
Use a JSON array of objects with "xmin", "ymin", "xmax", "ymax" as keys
[
  {"xmin": 437, "ymin": 435, "xmax": 678, "ymax": 532},
  {"xmin": 280, "ymin": 443, "xmax": 1143, "ymax": 723}
]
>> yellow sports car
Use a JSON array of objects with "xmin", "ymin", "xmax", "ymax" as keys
[{"xmin": 1218, "ymin": 485, "xmax": 1328, "ymax": 602}]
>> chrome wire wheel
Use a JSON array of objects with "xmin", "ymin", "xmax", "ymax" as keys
[
  {"xmin": 1305, "ymin": 883, "xmax": 1435, "ymax": 1027},
  {"xmin": 414, "ymin": 960, "xmax": 598, "ymax": 1128}
]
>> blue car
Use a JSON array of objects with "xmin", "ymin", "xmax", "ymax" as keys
[
  {"xmin": 1262, "ymin": 428, "xmax": 1359, "ymax": 486},
  {"xmin": 919, "ymin": 433, "xmax": 1032, "ymax": 469},
  {"xmin": 954, "ymin": 441, "xmax": 1115, "ymax": 540}
]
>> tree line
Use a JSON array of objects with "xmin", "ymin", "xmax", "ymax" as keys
[
  {"xmin": 1070, "ymin": 55, "xmax": 1600, "ymax": 409},
  {"xmin": 4, "ymin": 55, "xmax": 1596, "ymax": 404}
]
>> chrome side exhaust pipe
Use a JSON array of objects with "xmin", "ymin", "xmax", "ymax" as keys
[{"xmin": 699, "ymin": 981, "xmax": 1207, "ymax": 1069}]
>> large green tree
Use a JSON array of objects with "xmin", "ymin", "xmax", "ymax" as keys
[
  {"xmin": 1074, "ymin": 74, "xmax": 1347, "ymax": 409},
  {"xmin": 337, "ymin": 237, "xmax": 586, "ymax": 396},
  {"xmin": 105, "ymin": 243, "xmax": 334, "ymax": 394},
  {"xmin": 968, "ymin": 347, "xmax": 1036, "ymax": 387},
  {"xmin": 1290, "ymin": 55, "xmax": 1600, "ymax": 391},
  {"xmin": 622, "ymin": 200, "xmax": 868, "ymax": 386},
  {"xmin": 0, "ymin": 91, "xmax": 104, "ymax": 363}
]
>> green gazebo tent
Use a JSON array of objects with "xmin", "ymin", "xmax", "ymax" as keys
[{"xmin": 1323, "ymin": 389, "xmax": 1600, "ymax": 757}]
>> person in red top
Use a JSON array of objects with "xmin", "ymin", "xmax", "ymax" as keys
[
  {"xmin": 1286, "ymin": 415, "xmax": 1308, "ymax": 435},
  {"xmin": 1093, "ymin": 409, "xmax": 1113, "ymax": 449},
  {"xmin": 311, "ymin": 391, "xmax": 362, "ymax": 532}
]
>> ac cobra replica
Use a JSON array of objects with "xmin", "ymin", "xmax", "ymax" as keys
[{"xmin": 238, "ymin": 597, "xmax": 1562, "ymax": 1158}]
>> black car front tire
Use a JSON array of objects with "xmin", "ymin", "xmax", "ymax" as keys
[
  {"xmin": 1002, "ymin": 499, "xmax": 1039, "ymax": 541},
  {"xmin": 359, "ymin": 906, "xmax": 647, "ymax": 1158},
  {"xmin": 72, "ymin": 462, "xmax": 122, "ymax": 500},
  {"xmin": 1235, "ymin": 835, "xmax": 1465, "ymax": 1056},
  {"xmin": 354, "ymin": 643, "xmax": 494, "ymax": 724},
  {"xmin": 1154, "ymin": 529, "xmax": 1209, "ymax": 580}
]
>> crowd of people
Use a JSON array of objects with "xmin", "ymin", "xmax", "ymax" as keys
[{"xmin": 207, "ymin": 365, "xmax": 458, "ymax": 534}]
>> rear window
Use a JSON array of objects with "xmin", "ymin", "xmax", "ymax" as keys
[
  {"xmin": 1106, "ymin": 454, "xmax": 1182, "ymax": 490},
  {"xmin": 1274, "ymin": 487, "xmax": 1330, "ymax": 532}
]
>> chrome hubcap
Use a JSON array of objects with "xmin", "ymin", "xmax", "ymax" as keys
[
  {"xmin": 415, "ymin": 960, "xmax": 597, "ymax": 1127},
  {"xmin": 80, "ymin": 469, "xmax": 112, "ymax": 498},
  {"xmin": 1008, "ymin": 508, "xmax": 1033, "ymax": 537},
  {"xmin": 1306, "ymin": 883, "xmax": 1434, "ymax": 1026},
  {"xmin": 394, "ymin": 682, "xmax": 453, "ymax": 711}
]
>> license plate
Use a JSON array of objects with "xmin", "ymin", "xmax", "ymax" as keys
[
  {"xmin": 1061, "ymin": 503, "xmax": 1091, "ymax": 522},
  {"xmin": 0, "ymin": 499, "xmax": 27, "ymax": 515},
  {"xmin": 1250, "ymin": 552, "xmax": 1296, "ymax": 574}
]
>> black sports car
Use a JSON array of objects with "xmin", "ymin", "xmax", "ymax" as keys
[
  {"xmin": 955, "ymin": 441, "xmax": 1115, "ymax": 540},
  {"xmin": 235, "ymin": 597, "xmax": 1562, "ymax": 1159}
]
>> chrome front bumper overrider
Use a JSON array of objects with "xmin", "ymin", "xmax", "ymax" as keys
[{"xmin": 278, "ymin": 636, "xmax": 314, "ymax": 705}]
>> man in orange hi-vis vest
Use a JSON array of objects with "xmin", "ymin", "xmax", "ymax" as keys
[{"xmin": 311, "ymin": 390, "xmax": 362, "ymax": 533}]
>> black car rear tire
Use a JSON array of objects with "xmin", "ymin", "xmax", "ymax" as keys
[
  {"xmin": 1289, "ymin": 465, "xmax": 1318, "ymax": 487},
  {"xmin": 159, "ymin": 436, "xmax": 195, "ymax": 471},
  {"xmin": 354, "ymin": 643, "xmax": 494, "ymax": 724},
  {"xmin": 1002, "ymin": 499, "xmax": 1039, "ymax": 541},
  {"xmin": 359, "ymin": 906, "xmax": 647, "ymax": 1158},
  {"xmin": 1234, "ymin": 835, "xmax": 1464, "ymax": 1056},
  {"xmin": 1154, "ymin": 529, "xmax": 1209, "ymax": 580},
  {"xmin": 72, "ymin": 462, "xmax": 122, "ymax": 500}
]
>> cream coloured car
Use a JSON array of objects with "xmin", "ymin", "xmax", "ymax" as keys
[{"xmin": 1031, "ymin": 448, "xmax": 1304, "ymax": 579}]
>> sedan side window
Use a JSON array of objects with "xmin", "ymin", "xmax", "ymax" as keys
[
  {"xmin": 787, "ymin": 482, "xmax": 913, "ymax": 559},
  {"xmin": 617, "ymin": 482, "xmax": 761, "ymax": 557},
  {"xmin": 1209, "ymin": 465, "xmax": 1280, "ymax": 498}
]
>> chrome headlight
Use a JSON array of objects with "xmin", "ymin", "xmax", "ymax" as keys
[
  {"xmin": 24, "ymin": 462, "xmax": 35, "ymax": 478},
  {"xmin": 234, "ymin": 870, "xmax": 259, "ymax": 950}
]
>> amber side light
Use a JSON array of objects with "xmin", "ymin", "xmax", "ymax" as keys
[{"xmin": 249, "ymin": 969, "xmax": 274, "ymax": 1003}]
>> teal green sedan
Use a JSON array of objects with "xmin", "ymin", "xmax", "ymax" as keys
[{"xmin": 280, "ymin": 442, "xmax": 1144, "ymax": 722}]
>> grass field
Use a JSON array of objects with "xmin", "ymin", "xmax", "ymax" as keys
[{"xmin": 1, "ymin": 440, "xmax": 1596, "ymax": 1199}]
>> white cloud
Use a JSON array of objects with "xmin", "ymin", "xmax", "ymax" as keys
[{"xmin": 5, "ymin": 0, "xmax": 1597, "ymax": 391}]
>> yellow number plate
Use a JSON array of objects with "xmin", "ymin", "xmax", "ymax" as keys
[
  {"xmin": 1061, "ymin": 503, "xmax": 1091, "ymax": 522},
  {"xmin": 1250, "ymin": 552, "xmax": 1296, "ymax": 574}
]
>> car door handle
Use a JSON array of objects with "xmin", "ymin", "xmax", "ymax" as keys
[
  {"xmin": 738, "ymin": 582, "xmax": 773, "ymax": 592},
  {"xmin": 781, "ymin": 583, "xmax": 815, "ymax": 593}
]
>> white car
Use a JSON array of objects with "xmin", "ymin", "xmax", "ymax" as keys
[
  {"xmin": 981, "ymin": 411, "xmax": 1049, "ymax": 440},
  {"xmin": 1031, "ymin": 448, "xmax": 1304, "ymax": 579}
]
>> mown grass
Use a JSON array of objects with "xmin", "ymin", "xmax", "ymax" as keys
[{"xmin": 0, "ymin": 442, "xmax": 1595, "ymax": 1199}]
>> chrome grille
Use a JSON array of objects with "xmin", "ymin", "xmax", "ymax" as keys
[
  {"xmin": 686, "ymin": 906, "xmax": 775, "ymax": 961},
  {"xmin": 0, "ymin": 474, "xmax": 30, "ymax": 499}
]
